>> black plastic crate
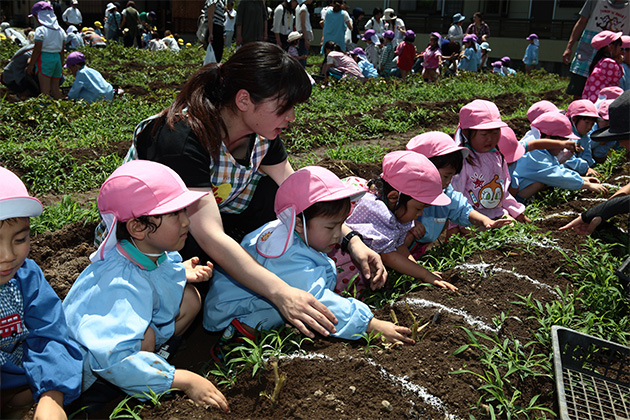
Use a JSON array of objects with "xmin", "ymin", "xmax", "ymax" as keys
[{"xmin": 552, "ymin": 326, "xmax": 630, "ymax": 420}]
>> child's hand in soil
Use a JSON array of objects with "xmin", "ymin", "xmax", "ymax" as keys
[
  {"xmin": 184, "ymin": 257, "xmax": 213, "ymax": 283},
  {"xmin": 514, "ymin": 213, "xmax": 531, "ymax": 223},
  {"xmin": 408, "ymin": 221, "xmax": 426, "ymax": 240},
  {"xmin": 367, "ymin": 318, "xmax": 415, "ymax": 345},
  {"xmin": 425, "ymin": 271, "xmax": 459, "ymax": 291},
  {"xmin": 34, "ymin": 390, "xmax": 66, "ymax": 420},
  {"xmin": 173, "ymin": 369, "xmax": 229, "ymax": 413}
]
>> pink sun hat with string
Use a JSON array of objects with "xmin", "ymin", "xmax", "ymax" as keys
[
  {"xmin": 497, "ymin": 126, "xmax": 525, "ymax": 163},
  {"xmin": 381, "ymin": 151, "xmax": 450, "ymax": 206},
  {"xmin": 566, "ymin": 99, "xmax": 599, "ymax": 119},
  {"xmin": 622, "ymin": 35, "xmax": 630, "ymax": 48},
  {"xmin": 598, "ymin": 86, "xmax": 623, "ymax": 101},
  {"xmin": 531, "ymin": 112, "xmax": 579, "ymax": 139},
  {"xmin": 591, "ymin": 30, "xmax": 622, "ymax": 50},
  {"xmin": 256, "ymin": 166, "xmax": 365, "ymax": 258},
  {"xmin": 459, "ymin": 100, "xmax": 508, "ymax": 130},
  {"xmin": 406, "ymin": 131, "xmax": 469, "ymax": 159},
  {"xmin": 0, "ymin": 167, "xmax": 43, "ymax": 220},
  {"xmin": 526, "ymin": 100, "xmax": 559, "ymax": 123},
  {"xmin": 92, "ymin": 160, "xmax": 208, "ymax": 262}
]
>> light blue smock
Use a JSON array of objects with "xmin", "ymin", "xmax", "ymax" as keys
[
  {"xmin": 620, "ymin": 63, "xmax": 629, "ymax": 91},
  {"xmin": 63, "ymin": 241, "xmax": 186, "ymax": 397},
  {"xmin": 204, "ymin": 221, "xmax": 374, "ymax": 340},
  {"xmin": 67, "ymin": 65, "xmax": 114, "ymax": 103},
  {"xmin": 357, "ymin": 58, "xmax": 378, "ymax": 78},
  {"xmin": 458, "ymin": 46, "xmax": 478, "ymax": 72},
  {"xmin": 523, "ymin": 44, "xmax": 538, "ymax": 66},
  {"xmin": 414, "ymin": 185, "xmax": 472, "ymax": 244},
  {"xmin": 513, "ymin": 149, "xmax": 584, "ymax": 191},
  {"xmin": 589, "ymin": 121, "xmax": 621, "ymax": 159},
  {"xmin": 572, "ymin": 126, "xmax": 595, "ymax": 167}
]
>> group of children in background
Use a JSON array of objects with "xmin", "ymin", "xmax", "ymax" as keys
[{"xmin": 4, "ymin": 89, "xmax": 628, "ymax": 417}]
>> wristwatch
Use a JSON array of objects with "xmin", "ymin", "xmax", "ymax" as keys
[{"xmin": 341, "ymin": 230, "xmax": 363, "ymax": 253}]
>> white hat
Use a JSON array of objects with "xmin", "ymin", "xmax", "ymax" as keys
[
  {"xmin": 383, "ymin": 8, "xmax": 397, "ymax": 20},
  {"xmin": 287, "ymin": 31, "xmax": 303, "ymax": 43}
]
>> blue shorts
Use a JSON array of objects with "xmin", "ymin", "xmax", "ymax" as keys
[{"xmin": 38, "ymin": 52, "xmax": 62, "ymax": 79}]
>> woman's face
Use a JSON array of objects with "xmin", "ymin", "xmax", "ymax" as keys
[
  {"xmin": 473, "ymin": 14, "xmax": 481, "ymax": 23},
  {"xmin": 245, "ymin": 97, "xmax": 296, "ymax": 139}
]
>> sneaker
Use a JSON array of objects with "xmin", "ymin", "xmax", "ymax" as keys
[{"xmin": 210, "ymin": 319, "xmax": 255, "ymax": 364}]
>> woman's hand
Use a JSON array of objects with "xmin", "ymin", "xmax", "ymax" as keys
[
  {"xmin": 559, "ymin": 215, "xmax": 602, "ymax": 235},
  {"xmin": 273, "ymin": 286, "xmax": 338, "ymax": 338},
  {"xmin": 183, "ymin": 257, "xmax": 213, "ymax": 283},
  {"xmin": 347, "ymin": 237, "xmax": 387, "ymax": 290}
]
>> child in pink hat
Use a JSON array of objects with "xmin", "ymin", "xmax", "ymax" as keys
[
  {"xmin": 450, "ymin": 100, "xmax": 528, "ymax": 222},
  {"xmin": 62, "ymin": 160, "xmax": 229, "ymax": 413},
  {"xmin": 620, "ymin": 35, "xmax": 630, "ymax": 91},
  {"xmin": 512, "ymin": 112, "xmax": 607, "ymax": 201},
  {"xmin": 582, "ymin": 30, "xmax": 623, "ymax": 102},
  {"xmin": 589, "ymin": 99, "xmax": 617, "ymax": 163},
  {"xmin": 205, "ymin": 166, "xmax": 414, "ymax": 349},
  {"xmin": 329, "ymin": 151, "xmax": 458, "ymax": 298},
  {"xmin": 418, "ymin": 32, "xmax": 442, "ymax": 82},
  {"xmin": 0, "ymin": 167, "xmax": 82, "ymax": 420},
  {"xmin": 565, "ymin": 99, "xmax": 600, "ymax": 169},
  {"xmin": 405, "ymin": 132, "xmax": 511, "ymax": 256}
]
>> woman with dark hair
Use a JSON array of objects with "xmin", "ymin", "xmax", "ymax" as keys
[
  {"xmin": 126, "ymin": 43, "xmax": 385, "ymax": 338},
  {"xmin": 272, "ymin": 0, "xmax": 297, "ymax": 50},
  {"xmin": 466, "ymin": 12, "xmax": 490, "ymax": 43},
  {"xmin": 364, "ymin": 7, "xmax": 384, "ymax": 35}
]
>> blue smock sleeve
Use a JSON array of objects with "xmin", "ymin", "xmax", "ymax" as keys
[
  {"xmin": 562, "ymin": 154, "xmax": 589, "ymax": 175},
  {"xmin": 18, "ymin": 259, "xmax": 83, "ymax": 403},
  {"xmin": 514, "ymin": 150, "xmax": 584, "ymax": 190}
]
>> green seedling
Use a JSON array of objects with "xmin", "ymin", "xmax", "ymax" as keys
[
  {"xmin": 352, "ymin": 331, "xmax": 383, "ymax": 357},
  {"xmin": 404, "ymin": 300, "xmax": 420, "ymax": 342}
]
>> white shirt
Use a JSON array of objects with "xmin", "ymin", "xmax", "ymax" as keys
[
  {"xmin": 272, "ymin": 4, "xmax": 293, "ymax": 35},
  {"xmin": 364, "ymin": 16, "xmax": 385, "ymax": 35},
  {"xmin": 62, "ymin": 6, "xmax": 82, "ymax": 25},
  {"xmin": 224, "ymin": 9, "xmax": 236, "ymax": 31},
  {"xmin": 447, "ymin": 24, "xmax": 464, "ymax": 42},
  {"xmin": 296, "ymin": 4, "xmax": 312, "ymax": 41}
]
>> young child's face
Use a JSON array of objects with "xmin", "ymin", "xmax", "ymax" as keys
[
  {"xmin": 574, "ymin": 117, "xmax": 596, "ymax": 136},
  {"xmin": 140, "ymin": 209, "xmax": 190, "ymax": 256},
  {"xmin": 437, "ymin": 165, "xmax": 457, "ymax": 189},
  {"xmin": 299, "ymin": 212, "xmax": 346, "ymax": 253},
  {"xmin": 395, "ymin": 199, "xmax": 429, "ymax": 223},
  {"xmin": 0, "ymin": 217, "xmax": 30, "ymax": 286},
  {"xmin": 469, "ymin": 128, "xmax": 501, "ymax": 153}
]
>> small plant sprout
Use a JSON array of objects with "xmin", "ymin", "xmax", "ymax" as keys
[
  {"xmin": 405, "ymin": 300, "xmax": 420, "ymax": 342},
  {"xmin": 390, "ymin": 309, "xmax": 399, "ymax": 325},
  {"xmin": 352, "ymin": 331, "xmax": 383, "ymax": 356},
  {"xmin": 260, "ymin": 357, "xmax": 287, "ymax": 408}
]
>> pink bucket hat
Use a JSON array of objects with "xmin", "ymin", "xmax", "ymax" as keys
[
  {"xmin": 0, "ymin": 167, "xmax": 43, "ymax": 220},
  {"xmin": 406, "ymin": 131, "xmax": 469, "ymax": 159},
  {"xmin": 591, "ymin": 30, "xmax": 622, "ymax": 50},
  {"xmin": 381, "ymin": 151, "xmax": 451, "ymax": 206},
  {"xmin": 459, "ymin": 100, "xmax": 508, "ymax": 130},
  {"xmin": 597, "ymin": 99, "xmax": 613, "ymax": 121},
  {"xmin": 497, "ymin": 127, "xmax": 525, "ymax": 163},
  {"xmin": 256, "ymin": 166, "xmax": 365, "ymax": 258},
  {"xmin": 598, "ymin": 86, "xmax": 623, "ymax": 100},
  {"xmin": 531, "ymin": 112, "xmax": 579, "ymax": 139},
  {"xmin": 622, "ymin": 35, "xmax": 630, "ymax": 49},
  {"xmin": 92, "ymin": 160, "xmax": 208, "ymax": 262},
  {"xmin": 566, "ymin": 99, "xmax": 599, "ymax": 119},
  {"xmin": 526, "ymin": 100, "xmax": 559, "ymax": 123}
]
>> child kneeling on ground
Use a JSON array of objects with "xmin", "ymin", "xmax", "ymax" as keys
[
  {"xmin": 63, "ymin": 160, "xmax": 229, "ymax": 413},
  {"xmin": 65, "ymin": 51, "xmax": 114, "ymax": 103},
  {"xmin": 0, "ymin": 167, "xmax": 82, "ymax": 420},
  {"xmin": 204, "ymin": 166, "xmax": 414, "ymax": 360}
]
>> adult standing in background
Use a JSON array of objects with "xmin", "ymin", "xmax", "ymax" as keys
[
  {"xmin": 447, "ymin": 13, "xmax": 466, "ymax": 43},
  {"xmin": 350, "ymin": 8, "xmax": 365, "ymax": 48},
  {"xmin": 383, "ymin": 8, "xmax": 405, "ymax": 47},
  {"xmin": 295, "ymin": 0, "xmax": 313, "ymax": 67},
  {"xmin": 235, "ymin": 0, "xmax": 268, "ymax": 46},
  {"xmin": 120, "ymin": 1, "xmax": 140, "ymax": 47},
  {"xmin": 104, "ymin": 3, "xmax": 121, "ymax": 42},
  {"xmin": 364, "ymin": 8, "xmax": 385, "ymax": 35},
  {"xmin": 272, "ymin": 0, "xmax": 296, "ymax": 50},
  {"xmin": 466, "ymin": 12, "xmax": 490, "ymax": 42},
  {"xmin": 203, "ymin": 0, "xmax": 226, "ymax": 63},
  {"xmin": 321, "ymin": 0, "xmax": 351, "ymax": 52},
  {"xmin": 224, "ymin": 0, "xmax": 236, "ymax": 48},
  {"xmin": 62, "ymin": 0, "xmax": 82, "ymax": 28},
  {"xmin": 563, "ymin": 0, "xmax": 629, "ymax": 98}
]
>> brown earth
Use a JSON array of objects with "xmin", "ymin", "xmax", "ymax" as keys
[{"xmin": 16, "ymin": 77, "xmax": 628, "ymax": 419}]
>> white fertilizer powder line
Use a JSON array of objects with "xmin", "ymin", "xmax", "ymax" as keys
[
  {"xmin": 533, "ymin": 211, "xmax": 577, "ymax": 221},
  {"xmin": 280, "ymin": 352, "xmax": 465, "ymax": 420},
  {"xmin": 601, "ymin": 183, "xmax": 619, "ymax": 190},
  {"xmin": 613, "ymin": 175, "xmax": 630, "ymax": 182},
  {"xmin": 504, "ymin": 236, "xmax": 568, "ymax": 252},
  {"xmin": 399, "ymin": 297, "xmax": 499, "ymax": 334},
  {"xmin": 454, "ymin": 263, "xmax": 560, "ymax": 298},
  {"xmin": 581, "ymin": 198, "xmax": 607, "ymax": 202}
]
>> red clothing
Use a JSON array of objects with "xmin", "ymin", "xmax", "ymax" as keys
[
  {"xmin": 582, "ymin": 58, "xmax": 623, "ymax": 102},
  {"xmin": 395, "ymin": 41, "xmax": 416, "ymax": 71}
]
